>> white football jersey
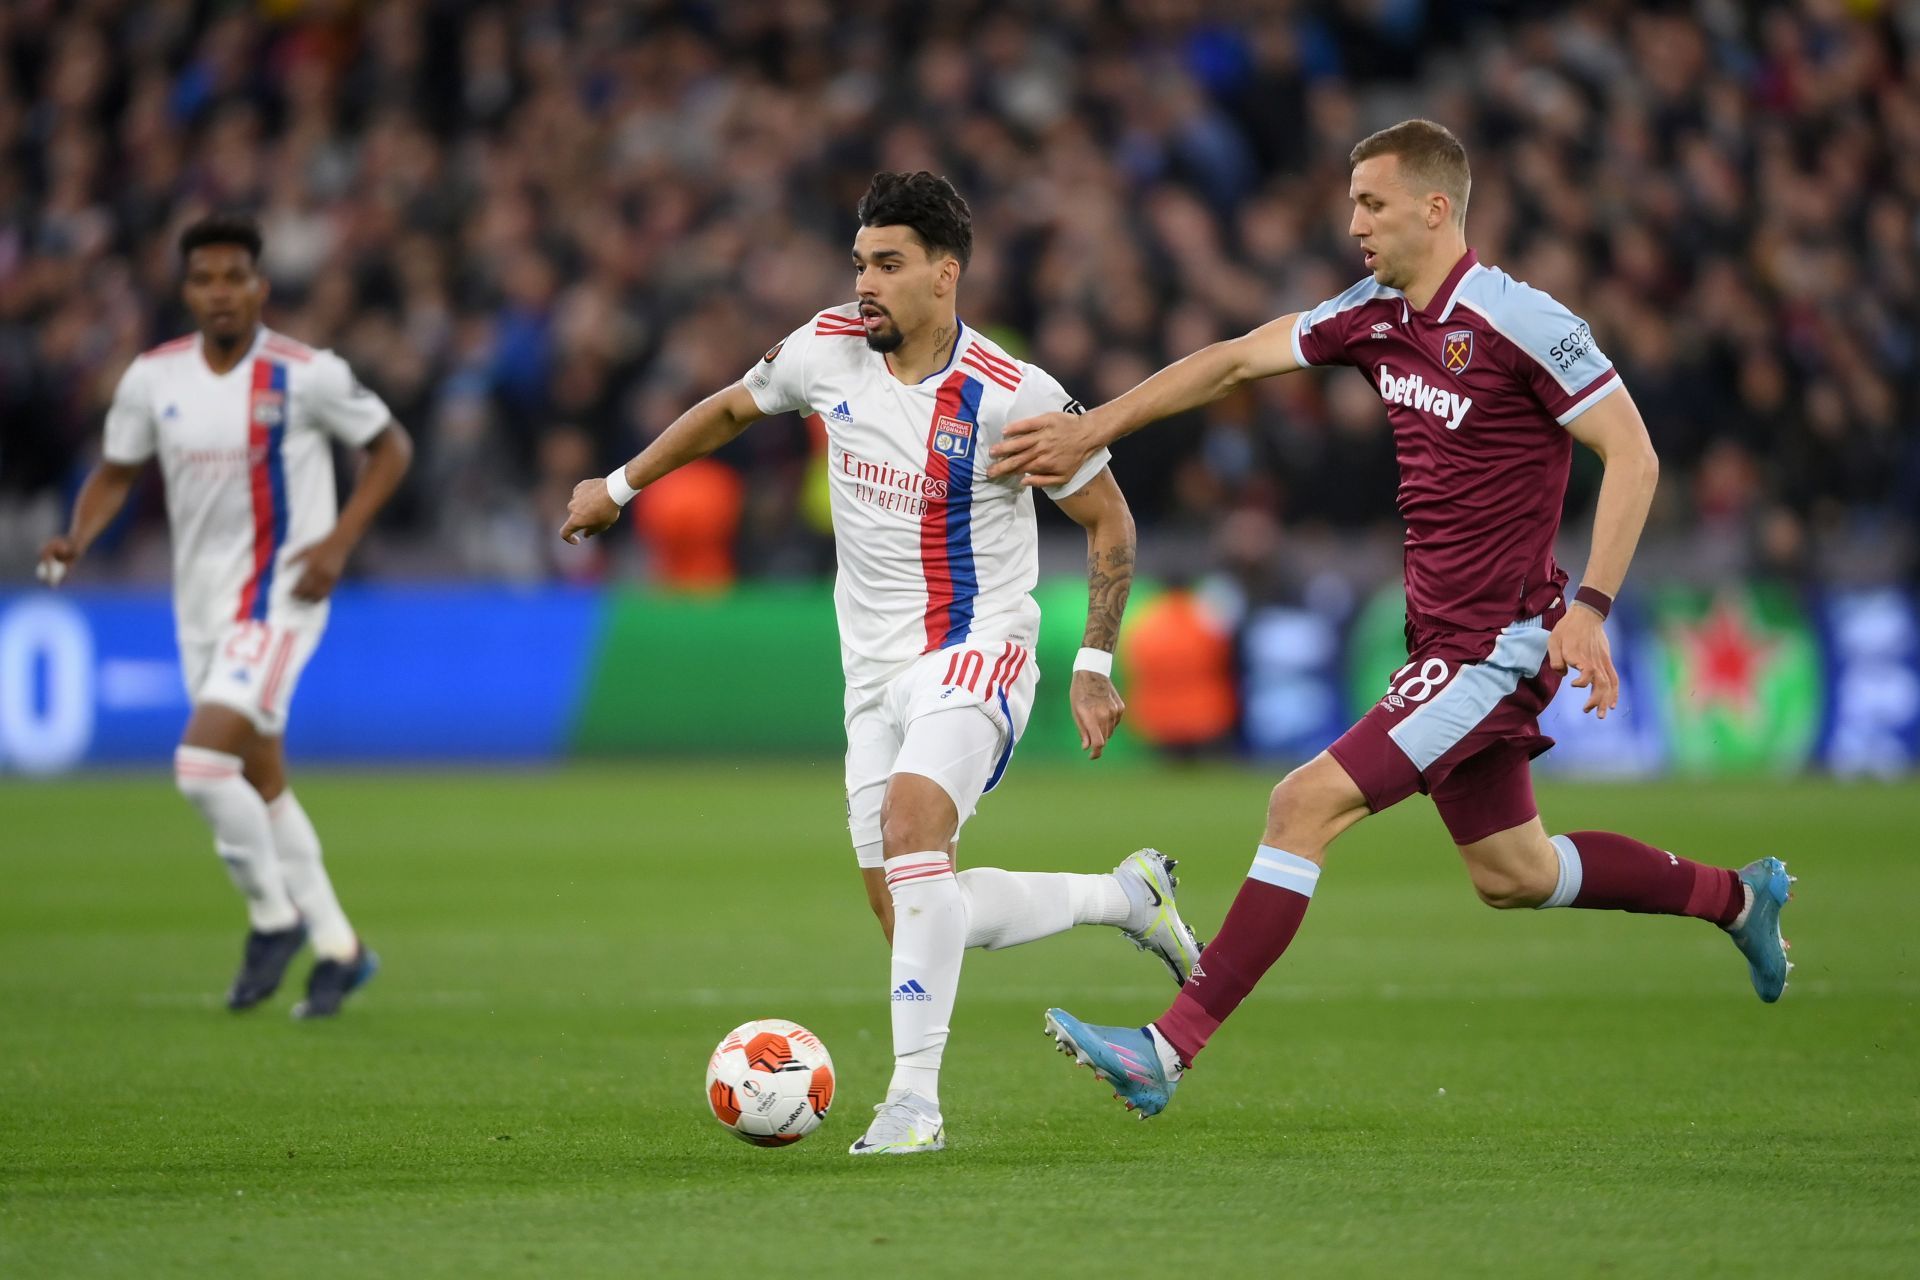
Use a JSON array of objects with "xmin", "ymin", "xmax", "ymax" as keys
[
  {"xmin": 102, "ymin": 328, "xmax": 393, "ymax": 644},
  {"xmin": 744, "ymin": 305, "xmax": 1108, "ymax": 687}
]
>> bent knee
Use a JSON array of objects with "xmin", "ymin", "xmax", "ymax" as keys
[
  {"xmin": 1266, "ymin": 768, "xmax": 1315, "ymax": 825},
  {"xmin": 1264, "ymin": 765, "xmax": 1347, "ymax": 855},
  {"xmin": 1470, "ymin": 866, "xmax": 1553, "ymax": 910}
]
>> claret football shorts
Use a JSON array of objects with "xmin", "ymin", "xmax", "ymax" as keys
[
  {"xmin": 844, "ymin": 640, "xmax": 1040, "ymax": 868},
  {"xmin": 1328, "ymin": 609, "xmax": 1566, "ymax": 846}
]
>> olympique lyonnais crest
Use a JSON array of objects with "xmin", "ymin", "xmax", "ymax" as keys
[
  {"xmin": 1442, "ymin": 329, "xmax": 1473, "ymax": 374},
  {"xmin": 931, "ymin": 414, "xmax": 974, "ymax": 461},
  {"xmin": 252, "ymin": 391, "xmax": 286, "ymax": 426}
]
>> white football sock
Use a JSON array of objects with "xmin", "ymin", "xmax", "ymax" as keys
[
  {"xmin": 958, "ymin": 867, "xmax": 1132, "ymax": 950},
  {"xmin": 174, "ymin": 746, "xmax": 299, "ymax": 932},
  {"xmin": 1146, "ymin": 1023, "xmax": 1185, "ymax": 1080},
  {"xmin": 884, "ymin": 851, "xmax": 966, "ymax": 1107},
  {"xmin": 268, "ymin": 790, "xmax": 356, "ymax": 960}
]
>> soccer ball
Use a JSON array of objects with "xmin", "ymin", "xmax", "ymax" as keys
[{"xmin": 704, "ymin": 1018, "xmax": 835, "ymax": 1146}]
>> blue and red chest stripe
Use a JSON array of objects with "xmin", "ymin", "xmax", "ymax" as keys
[
  {"xmin": 235, "ymin": 359, "xmax": 290, "ymax": 622},
  {"xmin": 919, "ymin": 371, "xmax": 985, "ymax": 651}
]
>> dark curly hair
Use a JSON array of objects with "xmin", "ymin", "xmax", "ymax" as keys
[
  {"xmin": 179, "ymin": 212, "xmax": 263, "ymax": 264},
  {"xmin": 855, "ymin": 171, "xmax": 972, "ymax": 270}
]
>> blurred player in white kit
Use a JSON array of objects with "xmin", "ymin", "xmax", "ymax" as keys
[{"xmin": 39, "ymin": 214, "xmax": 413, "ymax": 1018}]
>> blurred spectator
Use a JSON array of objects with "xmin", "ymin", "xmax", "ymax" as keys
[
  {"xmin": 1122, "ymin": 585, "xmax": 1239, "ymax": 753},
  {"xmin": 631, "ymin": 457, "xmax": 744, "ymax": 591},
  {"xmin": 0, "ymin": 0, "xmax": 1913, "ymax": 595}
]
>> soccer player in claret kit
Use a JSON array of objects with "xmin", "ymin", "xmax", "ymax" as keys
[
  {"xmin": 38, "ymin": 215, "xmax": 413, "ymax": 1018},
  {"xmin": 562, "ymin": 172, "xmax": 1203, "ymax": 1154},
  {"xmin": 988, "ymin": 121, "xmax": 1797, "ymax": 1118}
]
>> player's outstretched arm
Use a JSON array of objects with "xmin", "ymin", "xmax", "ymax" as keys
[
  {"xmin": 289, "ymin": 422, "xmax": 414, "ymax": 602},
  {"xmin": 36, "ymin": 460, "xmax": 144, "ymax": 587},
  {"xmin": 1053, "ymin": 468, "xmax": 1136, "ymax": 760},
  {"xmin": 988, "ymin": 312, "xmax": 1305, "ymax": 487},
  {"xmin": 1549, "ymin": 386, "xmax": 1658, "ymax": 718},
  {"xmin": 561, "ymin": 384, "xmax": 764, "ymax": 545}
]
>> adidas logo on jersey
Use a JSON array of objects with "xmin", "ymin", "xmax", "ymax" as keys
[
  {"xmin": 892, "ymin": 980, "xmax": 932, "ymax": 1002},
  {"xmin": 1376, "ymin": 365, "xmax": 1473, "ymax": 431},
  {"xmin": 828, "ymin": 401, "xmax": 854, "ymax": 424}
]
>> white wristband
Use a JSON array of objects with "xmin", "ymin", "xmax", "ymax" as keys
[
  {"xmin": 1072, "ymin": 647, "xmax": 1114, "ymax": 677},
  {"xmin": 605, "ymin": 464, "xmax": 639, "ymax": 507}
]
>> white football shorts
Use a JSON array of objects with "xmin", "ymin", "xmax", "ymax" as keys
[
  {"xmin": 844, "ymin": 639, "xmax": 1040, "ymax": 868},
  {"xmin": 180, "ymin": 616, "xmax": 325, "ymax": 736}
]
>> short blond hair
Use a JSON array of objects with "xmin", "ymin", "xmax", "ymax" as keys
[{"xmin": 1350, "ymin": 119, "xmax": 1471, "ymax": 225}]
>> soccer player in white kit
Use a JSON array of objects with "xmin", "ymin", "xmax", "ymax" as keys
[
  {"xmin": 38, "ymin": 215, "xmax": 413, "ymax": 1018},
  {"xmin": 562, "ymin": 172, "xmax": 1204, "ymax": 1154}
]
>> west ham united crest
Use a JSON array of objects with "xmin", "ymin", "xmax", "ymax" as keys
[
  {"xmin": 930, "ymin": 414, "xmax": 975, "ymax": 461},
  {"xmin": 1442, "ymin": 329, "xmax": 1473, "ymax": 374}
]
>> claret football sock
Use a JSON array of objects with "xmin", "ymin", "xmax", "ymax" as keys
[
  {"xmin": 1537, "ymin": 831, "xmax": 1743, "ymax": 926},
  {"xmin": 956, "ymin": 867, "xmax": 1130, "ymax": 950},
  {"xmin": 884, "ymin": 852, "xmax": 967, "ymax": 1106},
  {"xmin": 1154, "ymin": 845, "xmax": 1319, "ymax": 1067},
  {"xmin": 268, "ymin": 790, "xmax": 357, "ymax": 961},
  {"xmin": 174, "ymin": 746, "xmax": 299, "ymax": 933}
]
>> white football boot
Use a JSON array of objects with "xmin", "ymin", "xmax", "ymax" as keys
[
  {"xmin": 1113, "ymin": 849, "xmax": 1205, "ymax": 986},
  {"xmin": 848, "ymin": 1089, "xmax": 946, "ymax": 1155}
]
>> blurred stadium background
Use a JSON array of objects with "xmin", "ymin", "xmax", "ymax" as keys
[{"xmin": 1, "ymin": 0, "xmax": 1917, "ymax": 777}]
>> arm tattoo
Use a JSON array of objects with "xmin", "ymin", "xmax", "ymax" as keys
[{"xmin": 1082, "ymin": 538, "xmax": 1135, "ymax": 654}]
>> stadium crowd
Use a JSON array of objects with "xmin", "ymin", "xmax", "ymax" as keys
[{"xmin": 1, "ymin": 0, "xmax": 1915, "ymax": 592}]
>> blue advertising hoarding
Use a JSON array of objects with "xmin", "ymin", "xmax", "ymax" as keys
[{"xmin": 0, "ymin": 586, "xmax": 602, "ymax": 774}]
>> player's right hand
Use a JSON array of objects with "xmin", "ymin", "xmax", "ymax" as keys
[
  {"xmin": 35, "ymin": 535, "xmax": 78, "ymax": 587},
  {"xmin": 560, "ymin": 479, "xmax": 621, "ymax": 545},
  {"xmin": 988, "ymin": 411, "xmax": 1102, "ymax": 488}
]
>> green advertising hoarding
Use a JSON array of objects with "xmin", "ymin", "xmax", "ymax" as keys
[
  {"xmin": 575, "ymin": 581, "xmax": 1154, "ymax": 761},
  {"xmin": 1649, "ymin": 583, "xmax": 1822, "ymax": 774}
]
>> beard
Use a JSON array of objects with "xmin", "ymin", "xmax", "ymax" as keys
[{"xmin": 863, "ymin": 321, "xmax": 904, "ymax": 353}]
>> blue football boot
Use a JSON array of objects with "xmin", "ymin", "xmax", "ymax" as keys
[
  {"xmin": 1043, "ymin": 1008, "xmax": 1179, "ymax": 1118},
  {"xmin": 1727, "ymin": 858, "xmax": 1795, "ymax": 1003}
]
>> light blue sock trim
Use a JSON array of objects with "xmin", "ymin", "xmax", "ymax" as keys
[
  {"xmin": 1538, "ymin": 834, "xmax": 1583, "ymax": 909},
  {"xmin": 1248, "ymin": 845, "xmax": 1321, "ymax": 898}
]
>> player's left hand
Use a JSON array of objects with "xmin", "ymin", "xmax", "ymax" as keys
[
  {"xmin": 1548, "ymin": 605, "xmax": 1619, "ymax": 719},
  {"xmin": 561, "ymin": 479, "xmax": 621, "ymax": 544},
  {"xmin": 286, "ymin": 536, "xmax": 349, "ymax": 603},
  {"xmin": 988, "ymin": 411, "xmax": 1102, "ymax": 488},
  {"xmin": 1070, "ymin": 670, "xmax": 1125, "ymax": 759}
]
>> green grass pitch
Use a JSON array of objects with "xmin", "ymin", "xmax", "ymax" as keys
[{"xmin": 3, "ymin": 763, "xmax": 1916, "ymax": 1277}]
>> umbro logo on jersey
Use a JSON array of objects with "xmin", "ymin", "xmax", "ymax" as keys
[
  {"xmin": 1376, "ymin": 365, "xmax": 1473, "ymax": 431},
  {"xmin": 892, "ymin": 980, "xmax": 932, "ymax": 1002},
  {"xmin": 1370, "ymin": 322, "xmax": 1394, "ymax": 339},
  {"xmin": 828, "ymin": 401, "xmax": 854, "ymax": 423}
]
